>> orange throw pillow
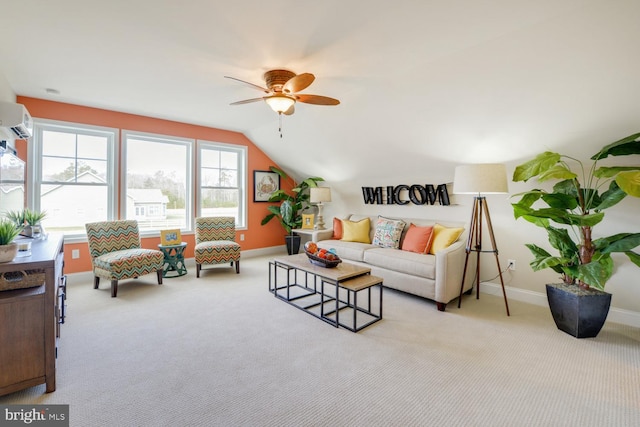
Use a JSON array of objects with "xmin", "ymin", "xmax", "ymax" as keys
[
  {"xmin": 401, "ymin": 224, "xmax": 435, "ymax": 254},
  {"xmin": 332, "ymin": 218, "xmax": 343, "ymax": 239}
]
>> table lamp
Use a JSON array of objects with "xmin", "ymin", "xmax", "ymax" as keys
[
  {"xmin": 453, "ymin": 163, "xmax": 510, "ymax": 316},
  {"xmin": 309, "ymin": 187, "xmax": 331, "ymax": 230}
]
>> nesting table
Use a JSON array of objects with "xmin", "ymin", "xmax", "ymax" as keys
[{"xmin": 269, "ymin": 254, "xmax": 383, "ymax": 332}]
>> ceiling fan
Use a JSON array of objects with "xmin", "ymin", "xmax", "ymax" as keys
[{"xmin": 225, "ymin": 69, "xmax": 340, "ymax": 137}]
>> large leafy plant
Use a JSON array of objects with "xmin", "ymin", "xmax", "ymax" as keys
[
  {"xmin": 512, "ymin": 132, "xmax": 640, "ymax": 291},
  {"xmin": 260, "ymin": 166, "xmax": 324, "ymax": 234}
]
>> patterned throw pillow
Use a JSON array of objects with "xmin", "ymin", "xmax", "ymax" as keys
[{"xmin": 372, "ymin": 216, "xmax": 405, "ymax": 249}]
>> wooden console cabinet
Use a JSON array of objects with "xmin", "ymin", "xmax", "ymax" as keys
[{"xmin": 0, "ymin": 234, "xmax": 65, "ymax": 396}]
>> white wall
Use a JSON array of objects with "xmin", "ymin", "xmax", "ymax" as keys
[
  {"xmin": 0, "ymin": 71, "xmax": 16, "ymax": 103},
  {"xmin": 321, "ymin": 155, "xmax": 640, "ymax": 320}
]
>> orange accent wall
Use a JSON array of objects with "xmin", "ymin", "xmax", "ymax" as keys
[{"xmin": 17, "ymin": 96, "xmax": 293, "ymax": 273}]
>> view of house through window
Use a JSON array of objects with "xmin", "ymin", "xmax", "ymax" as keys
[
  {"xmin": 30, "ymin": 121, "xmax": 117, "ymax": 237},
  {"xmin": 198, "ymin": 141, "xmax": 246, "ymax": 228},
  {"xmin": 30, "ymin": 122, "xmax": 248, "ymax": 239},
  {"xmin": 123, "ymin": 131, "xmax": 192, "ymax": 233}
]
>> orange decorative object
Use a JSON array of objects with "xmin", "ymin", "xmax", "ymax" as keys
[{"xmin": 304, "ymin": 241, "xmax": 318, "ymax": 254}]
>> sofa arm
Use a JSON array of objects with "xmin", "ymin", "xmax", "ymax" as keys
[
  {"xmin": 314, "ymin": 229, "xmax": 335, "ymax": 241},
  {"xmin": 434, "ymin": 240, "xmax": 475, "ymax": 305}
]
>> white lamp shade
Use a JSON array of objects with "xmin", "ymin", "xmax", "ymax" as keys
[
  {"xmin": 310, "ymin": 187, "xmax": 332, "ymax": 203},
  {"xmin": 453, "ymin": 163, "xmax": 508, "ymax": 194},
  {"xmin": 265, "ymin": 95, "xmax": 295, "ymax": 113}
]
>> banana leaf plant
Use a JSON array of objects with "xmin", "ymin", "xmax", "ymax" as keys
[
  {"xmin": 260, "ymin": 166, "xmax": 324, "ymax": 235},
  {"xmin": 511, "ymin": 132, "xmax": 640, "ymax": 291}
]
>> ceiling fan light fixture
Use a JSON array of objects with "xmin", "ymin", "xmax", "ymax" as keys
[{"xmin": 265, "ymin": 94, "xmax": 295, "ymax": 114}]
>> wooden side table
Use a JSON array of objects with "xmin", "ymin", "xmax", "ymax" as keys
[{"xmin": 158, "ymin": 242, "xmax": 188, "ymax": 278}]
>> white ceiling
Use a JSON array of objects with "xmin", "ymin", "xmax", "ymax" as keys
[{"xmin": 2, "ymin": 0, "xmax": 640, "ymax": 183}]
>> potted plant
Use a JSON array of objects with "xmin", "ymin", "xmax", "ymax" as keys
[
  {"xmin": 24, "ymin": 208, "xmax": 47, "ymax": 237},
  {"xmin": 6, "ymin": 208, "xmax": 47, "ymax": 237},
  {"xmin": 512, "ymin": 131, "xmax": 640, "ymax": 338},
  {"xmin": 5, "ymin": 209, "xmax": 26, "ymax": 228},
  {"xmin": 0, "ymin": 219, "xmax": 22, "ymax": 263},
  {"xmin": 260, "ymin": 166, "xmax": 324, "ymax": 255}
]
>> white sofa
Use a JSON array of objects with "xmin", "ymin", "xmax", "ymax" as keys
[{"xmin": 314, "ymin": 214, "xmax": 476, "ymax": 311}]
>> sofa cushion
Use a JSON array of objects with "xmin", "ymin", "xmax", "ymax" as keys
[
  {"xmin": 364, "ymin": 247, "xmax": 436, "ymax": 280},
  {"xmin": 332, "ymin": 217, "xmax": 343, "ymax": 239},
  {"xmin": 316, "ymin": 239, "xmax": 377, "ymax": 262},
  {"xmin": 372, "ymin": 216, "xmax": 405, "ymax": 249},
  {"xmin": 341, "ymin": 218, "xmax": 371, "ymax": 243},
  {"xmin": 430, "ymin": 224, "xmax": 464, "ymax": 254},
  {"xmin": 401, "ymin": 223, "xmax": 435, "ymax": 254}
]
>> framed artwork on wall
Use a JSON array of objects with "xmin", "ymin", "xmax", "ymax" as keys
[
  {"xmin": 301, "ymin": 214, "xmax": 315, "ymax": 229},
  {"xmin": 254, "ymin": 170, "xmax": 280, "ymax": 202}
]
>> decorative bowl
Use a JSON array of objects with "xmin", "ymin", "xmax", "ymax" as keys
[{"xmin": 305, "ymin": 250, "xmax": 342, "ymax": 268}]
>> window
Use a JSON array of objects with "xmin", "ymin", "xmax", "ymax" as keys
[
  {"xmin": 29, "ymin": 122, "xmax": 246, "ymax": 238},
  {"xmin": 198, "ymin": 141, "xmax": 246, "ymax": 228},
  {"xmin": 29, "ymin": 120, "xmax": 117, "ymax": 238},
  {"xmin": 122, "ymin": 131, "xmax": 193, "ymax": 233}
]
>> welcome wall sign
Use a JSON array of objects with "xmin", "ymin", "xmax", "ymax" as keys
[{"xmin": 362, "ymin": 184, "xmax": 450, "ymax": 206}]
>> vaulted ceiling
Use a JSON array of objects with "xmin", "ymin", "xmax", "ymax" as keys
[{"xmin": 2, "ymin": 0, "xmax": 639, "ymax": 184}]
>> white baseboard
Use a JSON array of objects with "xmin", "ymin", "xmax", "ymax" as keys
[
  {"xmin": 480, "ymin": 281, "xmax": 640, "ymax": 328},
  {"xmin": 239, "ymin": 246, "xmax": 285, "ymax": 258}
]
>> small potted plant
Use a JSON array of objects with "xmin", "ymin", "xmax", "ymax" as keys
[
  {"xmin": 6, "ymin": 208, "xmax": 47, "ymax": 237},
  {"xmin": 5, "ymin": 209, "xmax": 26, "ymax": 228},
  {"xmin": 23, "ymin": 208, "xmax": 47, "ymax": 237},
  {"xmin": 511, "ymin": 131, "xmax": 640, "ymax": 338},
  {"xmin": 260, "ymin": 166, "xmax": 324, "ymax": 255},
  {"xmin": 0, "ymin": 219, "xmax": 22, "ymax": 263}
]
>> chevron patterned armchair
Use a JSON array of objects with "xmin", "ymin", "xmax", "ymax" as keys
[
  {"xmin": 85, "ymin": 220, "xmax": 165, "ymax": 297},
  {"xmin": 194, "ymin": 216, "xmax": 241, "ymax": 278}
]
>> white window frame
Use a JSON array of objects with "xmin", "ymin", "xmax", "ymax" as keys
[
  {"xmin": 121, "ymin": 130, "xmax": 194, "ymax": 235},
  {"xmin": 28, "ymin": 119, "xmax": 118, "ymax": 242},
  {"xmin": 197, "ymin": 140, "xmax": 247, "ymax": 229}
]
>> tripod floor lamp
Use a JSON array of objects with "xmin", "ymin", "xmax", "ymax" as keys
[{"xmin": 453, "ymin": 163, "xmax": 510, "ymax": 316}]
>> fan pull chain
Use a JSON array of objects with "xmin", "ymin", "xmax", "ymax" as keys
[{"xmin": 278, "ymin": 112, "xmax": 283, "ymax": 138}]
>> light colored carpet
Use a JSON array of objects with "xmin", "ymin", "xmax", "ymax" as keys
[{"xmin": 1, "ymin": 254, "xmax": 639, "ymax": 427}]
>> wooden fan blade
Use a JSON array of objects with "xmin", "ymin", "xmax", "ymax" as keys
[
  {"xmin": 224, "ymin": 76, "xmax": 269, "ymax": 93},
  {"xmin": 230, "ymin": 97, "xmax": 265, "ymax": 105},
  {"xmin": 296, "ymin": 94, "xmax": 340, "ymax": 105},
  {"xmin": 283, "ymin": 104, "xmax": 295, "ymax": 115},
  {"xmin": 283, "ymin": 73, "xmax": 315, "ymax": 94}
]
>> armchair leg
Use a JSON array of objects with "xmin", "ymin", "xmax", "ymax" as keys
[
  {"xmin": 235, "ymin": 260, "xmax": 240, "ymax": 274},
  {"xmin": 157, "ymin": 269, "xmax": 163, "ymax": 285},
  {"xmin": 94, "ymin": 276, "xmax": 100, "ymax": 289},
  {"xmin": 111, "ymin": 280, "xmax": 118, "ymax": 298},
  {"xmin": 196, "ymin": 264, "xmax": 201, "ymax": 278}
]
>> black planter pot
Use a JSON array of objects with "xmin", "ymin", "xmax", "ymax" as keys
[
  {"xmin": 546, "ymin": 283, "xmax": 612, "ymax": 338},
  {"xmin": 285, "ymin": 235, "xmax": 301, "ymax": 255}
]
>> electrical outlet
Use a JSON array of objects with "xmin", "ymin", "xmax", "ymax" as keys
[
  {"xmin": 507, "ymin": 259, "xmax": 516, "ymax": 271},
  {"xmin": 240, "ymin": 234, "xmax": 245, "ymax": 241},
  {"xmin": 72, "ymin": 249, "xmax": 80, "ymax": 259}
]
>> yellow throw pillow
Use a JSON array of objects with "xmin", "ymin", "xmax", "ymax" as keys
[
  {"xmin": 429, "ymin": 224, "xmax": 464, "ymax": 254},
  {"xmin": 341, "ymin": 218, "xmax": 371, "ymax": 243}
]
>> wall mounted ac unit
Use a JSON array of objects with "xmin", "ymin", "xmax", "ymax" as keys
[{"xmin": 0, "ymin": 101, "xmax": 33, "ymax": 139}]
